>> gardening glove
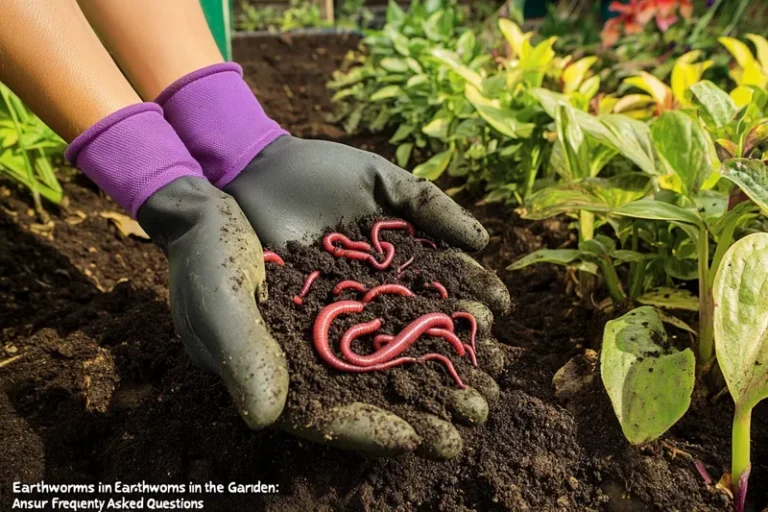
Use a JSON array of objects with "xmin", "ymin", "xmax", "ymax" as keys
[
  {"xmin": 158, "ymin": 65, "xmax": 510, "ymax": 459},
  {"xmin": 65, "ymin": 104, "xmax": 288, "ymax": 430}
]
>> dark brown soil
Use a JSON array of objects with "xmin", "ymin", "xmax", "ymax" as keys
[{"xmin": 1, "ymin": 32, "xmax": 767, "ymax": 512}]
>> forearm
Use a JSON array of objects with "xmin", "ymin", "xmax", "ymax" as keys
[
  {"xmin": 0, "ymin": 0, "xmax": 140, "ymax": 141},
  {"xmin": 76, "ymin": 0, "xmax": 223, "ymax": 100}
]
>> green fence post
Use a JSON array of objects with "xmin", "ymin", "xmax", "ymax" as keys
[{"xmin": 200, "ymin": 0, "xmax": 232, "ymax": 61}]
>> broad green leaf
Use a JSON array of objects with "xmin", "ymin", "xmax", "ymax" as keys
[
  {"xmin": 555, "ymin": 103, "xmax": 589, "ymax": 180},
  {"xmin": 721, "ymin": 158, "xmax": 768, "ymax": 213},
  {"xmin": 456, "ymin": 31, "xmax": 476, "ymax": 61},
  {"xmin": 611, "ymin": 200, "xmax": 703, "ymax": 227},
  {"xmin": 652, "ymin": 111, "xmax": 712, "ymax": 195},
  {"xmin": 396, "ymin": 142, "xmax": 413, "ymax": 168},
  {"xmin": 370, "ymin": 85, "xmax": 402, "ymax": 101},
  {"xmin": 530, "ymin": 88, "xmax": 571, "ymax": 118},
  {"xmin": 601, "ymin": 306, "xmax": 695, "ymax": 445},
  {"xmin": 389, "ymin": 124, "xmax": 413, "ymax": 144},
  {"xmin": 380, "ymin": 57, "xmax": 409, "ymax": 73},
  {"xmin": 430, "ymin": 48, "xmax": 482, "ymax": 88},
  {"xmin": 714, "ymin": 233, "xmax": 768, "ymax": 412},
  {"xmin": 507, "ymin": 249, "xmax": 581, "ymax": 271},
  {"xmin": 521, "ymin": 174, "xmax": 651, "ymax": 219},
  {"xmin": 596, "ymin": 115, "xmax": 657, "ymax": 176},
  {"xmin": 637, "ymin": 287, "xmax": 699, "ymax": 311},
  {"xmin": 422, "ymin": 116, "xmax": 451, "ymax": 139},
  {"xmin": 520, "ymin": 37, "xmax": 557, "ymax": 71},
  {"xmin": 412, "ymin": 148, "xmax": 454, "ymax": 180},
  {"xmin": 688, "ymin": 81, "xmax": 736, "ymax": 128},
  {"xmin": 465, "ymin": 84, "xmax": 535, "ymax": 139}
]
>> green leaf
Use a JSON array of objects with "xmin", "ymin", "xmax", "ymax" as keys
[
  {"xmin": 555, "ymin": 104, "xmax": 590, "ymax": 180},
  {"xmin": 601, "ymin": 306, "xmax": 696, "ymax": 445},
  {"xmin": 596, "ymin": 115, "xmax": 658, "ymax": 176},
  {"xmin": 652, "ymin": 111, "xmax": 712, "ymax": 195},
  {"xmin": 637, "ymin": 287, "xmax": 699, "ymax": 311},
  {"xmin": 380, "ymin": 57, "xmax": 409, "ymax": 73},
  {"xmin": 721, "ymin": 158, "xmax": 768, "ymax": 213},
  {"xmin": 465, "ymin": 85, "xmax": 535, "ymax": 139},
  {"xmin": 430, "ymin": 48, "xmax": 482, "ymax": 88},
  {"xmin": 396, "ymin": 143, "xmax": 413, "ymax": 168},
  {"xmin": 389, "ymin": 124, "xmax": 413, "ymax": 144},
  {"xmin": 611, "ymin": 200, "xmax": 703, "ymax": 227},
  {"xmin": 521, "ymin": 174, "xmax": 651, "ymax": 220},
  {"xmin": 507, "ymin": 249, "xmax": 581, "ymax": 271},
  {"xmin": 688, "ymin": 80, "xmax": 736, "ymax": 128},
  {"xmin": 422, "ymin": 115, "xmax": 451, "ymax": 139},
  {"xmin": 412, "ymin": 149, "xmax": 454, "ymax": 180},
  {"xmin": 714, "ymin": 233, "xmax": 768, "ymax": 411},
  {"xmin": 370, "ymin": 85, "xmax": 403, "ymax": 101}
]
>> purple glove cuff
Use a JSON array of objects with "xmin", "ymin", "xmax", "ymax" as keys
[
  {"xmin": 155, "ymin": 62, "xmax": 288, "ymax": 188},
  {"xmin": 65, "ymin": 103, "xmax": 205, "ymax": 218}
]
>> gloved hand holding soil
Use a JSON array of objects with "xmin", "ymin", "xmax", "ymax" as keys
[{"xmin": 259, "ymin": 217, "xmax": 510, "ymax": 459}]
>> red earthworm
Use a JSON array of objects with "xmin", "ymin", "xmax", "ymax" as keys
[
  {"xmin": 426, "ymin": 281, "xmax": 449, "ymax": 299},
  {"xmin": 312, "ymin": 301, "xmax": 464, "ymax": 386},
  {"xmin": 396, "ymin": 256, "xmax": 415, "ymax": 276},
  {"xmin": 366, "ymin": 241, "xmax": 396, "ymax": 270},
  {"xmin": 414, "ymin": 238, "xmax": 437, "ymax": 249},
  {"xmin": 373, "ymin": 330, "xmax": 476, "ymax": 367},
  {"xmin": 361, "ymin": 283, "xmax": 415, "ymax": 303},
  {"xmin": 293, "ymin": 270, "xmax": 322, "ymax": 305},
  {"xmin": 322, "ymin": 233, "xmax": 372, "ymax": 260},
  {"xmin": 263, "ymin": 251, "xmax": 285, "ymax": 266},
  {"xmin": 332, "ymin": 280, "xmax": 369, "ymax": 295},
  {"xmin": 338, "ymin": 317, "xmax": 466, "ymax": 388},
  {"xmin": 371, "ymin": 220, "xmax": 415, "ymax": 253},
  {"xmin": 419, "ymin": 354, "xmax": 466, "ymax": 388},
  {"xmin": 452, "ymin": 312, "xmax": 477, "ymax": 354},
  {"xmin": 340, "ymin": 313, "xmax": 464, "ymax": 367}
]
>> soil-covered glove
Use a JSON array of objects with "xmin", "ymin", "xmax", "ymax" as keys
[
  {"xmin": 226, "ymin": 136, "xmax": 510, "ymax": 459},
  {"xmin": 137, "ymin": 177, "xmax": 288, "ymax": 429},
  {"xmin": 65, "ymin": 104, "xmax": 288, "ymax": 430},
  {"xmin": 156, "ymin": 64, "xmax": 510, "ymax": 458}
]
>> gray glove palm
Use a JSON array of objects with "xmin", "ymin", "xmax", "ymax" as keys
[{"xmin": 223, "ymin": 136, "xmax": 511, "ymax": 459}]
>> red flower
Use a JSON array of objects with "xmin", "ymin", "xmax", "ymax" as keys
[{"xmin": 601, "ymin": 0, "xmax": 695, "ymax": 47}]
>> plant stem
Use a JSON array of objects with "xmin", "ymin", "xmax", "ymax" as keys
[
  {"xmin": 628, "ymin": 224, "xmax": 644, "ymax": 300},
  {"xmin": 697, "ymin": 228, "xmax": 714, "ymax": 365},
  {"xmin": 598, "ymin": 257, "xmax": 627, "ymax": 305},
  {"xmin": 732, "ymin": 406, "xmax": 752, "ymax": 494}
]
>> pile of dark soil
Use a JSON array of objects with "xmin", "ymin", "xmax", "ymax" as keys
[
  {"xmin": 1, "ymin": 31, "xmax": 767, "ymax": 512},
  {"xmin": 261, "ymin": 221, "xmax": 493, "ymax": 421}
]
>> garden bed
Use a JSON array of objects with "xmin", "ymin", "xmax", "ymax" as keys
[{"xmin": 1, "ymin": 32, "xmax": 767, "ymax": 511}]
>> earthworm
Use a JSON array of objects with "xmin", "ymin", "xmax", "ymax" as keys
[
  {"xmin": 373, "ymin": 330, "xmax": 477, "ymax": 367},
  {"xmin": 263, "ymin": 251, "xmax": 285, "ymax": 266},
  {"xmin": 336, "ymin": 315, "xmax": 466, "ymax": 388},
  {"xmin": 414, "ymin": 238, "xmax": 437, "ymax": 249},
  {"xmin": 333, "ymin": 280, "xmax": 369, "ymax": 295},
  {"xmin": 339, "ymin": 313, "xmax": 465, "ymax": 367},
  {"xmin": 322, "ymin": 233, "xmax": 372, "ymax": 260},
  {"xmin": 396, "ymin": 256, "xmax": 415, "ymax": 276},
  {"xmin": 367, "ymin": 241, "xmax": 395, "ymax": 270},
  {"xmin": 361, "ymin": 284, "xmax": 415, "ymax": 303},
  {"xmin": 371, "ymin": 220, "xmax": 415, "ymax": 253},
  {"xmin": 312, "ymin": 301, "xmax": 465, "ymax": 386},
  {"xmin": 426, "ymin": 281, "xmax": 449, "ymax": 299},
  {"xmin": 452, "ymin": 312, "xmax": 477, "ymax": 354},
  {"xmin": 293, "ymin": 270, "xmax": 322, "ymax": 305}
]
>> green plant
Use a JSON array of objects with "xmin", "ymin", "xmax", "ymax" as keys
[
  {"xmin": 0, "ymin": 83, "xmax": 65, "ymax": 212},
  {"xmin": 237, "ymin": 0, "xmax": 332, "ymax": 32}
]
